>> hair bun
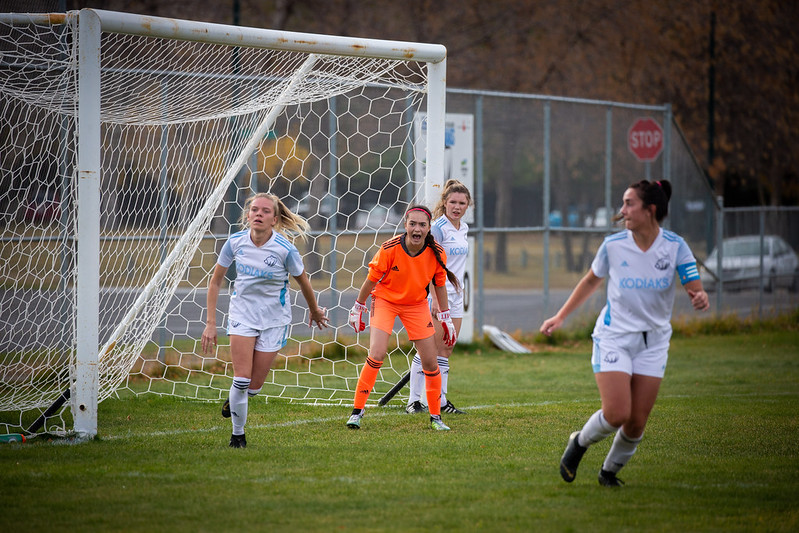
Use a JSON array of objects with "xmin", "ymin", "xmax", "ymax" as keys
[{"xmin": 657, "ymin": 180, "xmax": 672, "ymax": 201}]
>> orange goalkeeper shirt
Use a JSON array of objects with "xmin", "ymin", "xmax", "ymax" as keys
[{"xmin": 367, "ymin": 235, "xmax": 448, "ymax": 305}]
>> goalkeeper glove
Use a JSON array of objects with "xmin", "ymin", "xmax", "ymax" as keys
[
  {"xmin": 437, "ymin": 309, "xmax": 456, "ymax": 346},
  {"xmin": 348, "ymin": 301, "xmax": 368, "ymax": 333}
]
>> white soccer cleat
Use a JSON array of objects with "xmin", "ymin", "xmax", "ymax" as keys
[
  {"xmin": 346, "ymin": 411, "xmax": 363, "ymax": 429},
  {"xmin": 430, "ymin": 415, "xmax": 450, "ymax": 431}
]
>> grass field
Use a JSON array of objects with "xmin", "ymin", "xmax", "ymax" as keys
[{"xmin": 2, "ymin": 327, "xmax": 798, "ymax": 532}]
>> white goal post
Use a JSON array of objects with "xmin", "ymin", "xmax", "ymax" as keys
[{"xmin": 0, "ymin": 9, "xmax": 446, "ymax": 438}]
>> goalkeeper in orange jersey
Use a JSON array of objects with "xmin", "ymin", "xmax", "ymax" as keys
[{"xmin": 346, "ymin": 204, "xmax": 460, "ymax": 431}]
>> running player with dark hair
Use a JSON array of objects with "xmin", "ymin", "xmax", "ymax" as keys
[{"xmin": 541, "ymin": 179, "xmax": 709, "ymax": 486}]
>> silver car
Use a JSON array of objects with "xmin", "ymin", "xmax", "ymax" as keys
[{"xmin": 700, "ymin": 235, "xmax": 799, "ymax": 293}]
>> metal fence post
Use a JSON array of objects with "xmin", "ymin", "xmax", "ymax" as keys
[
  {"xmin": 475, "ymin": 95, "xmax": 485, "ymax": 338},
  {"xmin": 542, "ymin": 101, "xmax": 551, "ymax": 319},
  {"xmin": 716, "ymin": 195, "xmax": 724, "ymax": 313},
  {"xmin": 758, "ymin": 210, "xmax": 765, "ymax": 319}
]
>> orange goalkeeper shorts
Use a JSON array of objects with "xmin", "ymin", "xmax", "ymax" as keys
[{"xmin": 371, "ymin": 297, "xmax": 435, "ymax": 340}]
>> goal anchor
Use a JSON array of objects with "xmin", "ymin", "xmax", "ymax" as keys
[
  {"xmin": 378, "ymin": 372, "xmax": 410, "ymax": 406},
  {"xmin": 27, "ymin": 388, "xmax": 71, "ymax": 434}
]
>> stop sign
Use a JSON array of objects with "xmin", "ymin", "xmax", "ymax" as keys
[{"xmin": 628, "ymin": 118, "xmax": 663, "ymax": 162}]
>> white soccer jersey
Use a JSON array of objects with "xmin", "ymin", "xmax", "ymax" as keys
[
  {"xmin": 431, "ymin": 215, "xmax": 469, "ymax": 293},
  {"xmin": 217, "ymin": 229, "xmax": 305, "ymax": 330},
  {"xmin": 591, "ymin": 228, "xmax": 700, "ymax": 335}
]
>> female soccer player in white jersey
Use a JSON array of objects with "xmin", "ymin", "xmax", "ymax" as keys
[
  {"xmin": 406, "ymin": 179, "xmax": 472, "ymax": 415},
  {"xmin": 540, "ymin": 179, "xmax": 709, "ymax": 487},
  {"xmin": 201, "ymin": 193, "xmax": 329, "ymax": 448}
]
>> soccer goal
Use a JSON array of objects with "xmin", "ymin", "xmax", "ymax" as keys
[{"xmin": 0, "ymin": 9, "xmax": 447, "ymax": 438}]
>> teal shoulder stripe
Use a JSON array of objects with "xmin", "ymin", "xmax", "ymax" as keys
[
  {"xmin": 273, "ymin": 233, "xmax": 293, "ymax": 251},
  {"xmin": 606, "ymin": 231, "xmax": 627, "ymax": 243}
]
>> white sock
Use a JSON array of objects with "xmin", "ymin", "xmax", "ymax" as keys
[
  {"xmin": 578, "ymin": 409, "xmax": 618, "ymax": 447},
  {"xmin": 438, "ymin": 356, "xmax": 449, "ymax": 407},
  {"xmin": 408, "ymin": 354, "xmax": 424, "ymax": 404},
  {"xmin": 603, "ymin": 428, "xmax": 643, "ymax": 473},
  {"xmin": 230, "ymin": 377, "xmax": 251, "ymax": 436}
]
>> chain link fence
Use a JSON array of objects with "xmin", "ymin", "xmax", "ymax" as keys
[{"xmin": 446, "ymin": 89, "xmax": 798, "ymax": 333}]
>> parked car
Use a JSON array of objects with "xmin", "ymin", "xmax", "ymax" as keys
[
  {"xmin": 592, "ymin": 206, "xmax": 612, "ymax": 228},
  {"xmin": 700, "ymin": 235, "xmax": 799, "ymax": 293},
  {"xmin": 584, "ymin": 206, "xmax": 614, "ymax": 228},
  {"xmin": 352, "ymin": 204, "xmax": 403, "ymax": 230}
]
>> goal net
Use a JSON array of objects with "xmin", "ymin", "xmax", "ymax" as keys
[{"xmin": 0, "ymin": 9, "xmax": 446, "ymax": 437}]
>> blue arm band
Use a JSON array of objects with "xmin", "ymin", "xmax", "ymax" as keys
[{"xmin": 677, "ymin": 262, "xmax": 700, "ymax": 284}]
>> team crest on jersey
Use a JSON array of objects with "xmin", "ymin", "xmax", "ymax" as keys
[
  {"xmin": 264, "ymin": 255, "xmax": 279, "ymax": 267},
  {"xmin": 654, "ymin": 257, "xmax": 670, "ymax": 270}
]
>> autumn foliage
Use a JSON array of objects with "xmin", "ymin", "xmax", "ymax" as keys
[{"xmin": 65, "ymin": 0, "xmax": 798, "ymax": 205}]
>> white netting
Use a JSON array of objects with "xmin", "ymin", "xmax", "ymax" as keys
[{"xmin": 0, "ymin": 12, "xmax": 432, "ymax": 435}]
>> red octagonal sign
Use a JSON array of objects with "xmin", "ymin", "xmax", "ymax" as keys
[{"xmin": 628, "ymin": 117, "xmax": 663, "ymax": 162}]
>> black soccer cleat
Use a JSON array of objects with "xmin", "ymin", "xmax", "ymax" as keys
[
  {"xmin": 405, "ymin": 401, "xmax": 427, "ymax": 414},
  {"xmin": 229, "ymin": 433, "xmax": 246, "ymax": 448},
  {"xmin": 598, "ymin": 469, "xmax": 625, "ymax": 487},
  {"xmin": 221, "ymin": 397, "xmax": 231, "ymax": 418},
  {"xmin": 559, "ymin": 431, "xmax": 587, "ymax": 482},
  {"xmin": 441, "ymin": 400, "xmax": 466, "ymax": 414}
]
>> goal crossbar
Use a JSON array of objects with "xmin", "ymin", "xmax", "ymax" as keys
[{"xmin": 0, "ymin": 10, "xmax": 446, "ymax": 63}]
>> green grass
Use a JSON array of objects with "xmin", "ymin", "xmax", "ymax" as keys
[{"xmin": 1, "ymin": 329, "xmax": 798, "ymax": 532}]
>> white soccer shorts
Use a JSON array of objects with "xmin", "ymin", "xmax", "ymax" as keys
[
  {"xmin": 591, "ymin": 326, "xmax": 671, "ymax": 378},
  {"xmin": 429, "ymin": 290, "xmax": 464, "ymax": 319},
  {"xmin": 227, "ymin": 321, "xmax": 289, "ymax": 352}
]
